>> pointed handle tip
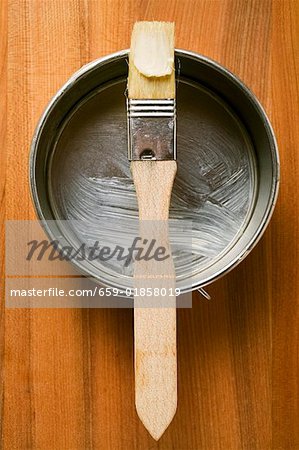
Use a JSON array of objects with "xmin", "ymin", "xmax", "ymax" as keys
[{"xmin": 136, "ymin": 399, "xmax": 177, "ymax": 441}]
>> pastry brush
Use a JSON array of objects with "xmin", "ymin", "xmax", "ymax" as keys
[{"xmin": 127, "ymin": 21, "xmax": 177, "ymax": 440}]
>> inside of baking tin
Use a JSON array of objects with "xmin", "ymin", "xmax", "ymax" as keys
[{"xmin": 47, "ymin": 76, "xmax": 257, "ymax": 289}]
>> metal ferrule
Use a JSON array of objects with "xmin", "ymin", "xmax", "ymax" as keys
[{"xmin": 127, "ymin": 99, "xmax": 176, "ymax": 161}]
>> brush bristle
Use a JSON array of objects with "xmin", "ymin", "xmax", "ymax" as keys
[{"xmin": 128, "ymin": 21, "xmax": 175, "ymax": 99}]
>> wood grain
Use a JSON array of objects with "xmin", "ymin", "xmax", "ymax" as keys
[
  {"xmin": 3, "ymin": 0, "xmax": 298, "ymax": 448},
  {"xmin": 0, "ymin": 0, "xmax": 7, "ymax": 445}
]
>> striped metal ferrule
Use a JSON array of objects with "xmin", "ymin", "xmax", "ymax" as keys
[{"xmin": 127, "ymin": 99, "xmax": 176, "ymax": 161}]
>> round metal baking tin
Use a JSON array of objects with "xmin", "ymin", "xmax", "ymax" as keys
[{"xmin": 29, "ymin": 49, "xmax": 280, "ymax": 293}]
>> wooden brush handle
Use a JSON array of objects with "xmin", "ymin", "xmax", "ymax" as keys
[{"xmin": 131, "ymin": 161, "xmax": 177, "ymax": 440}]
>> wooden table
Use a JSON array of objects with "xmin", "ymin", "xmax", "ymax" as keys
[{"xmin": 3, "ymin": 1, "xmax": 299, "ymax": 448}]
